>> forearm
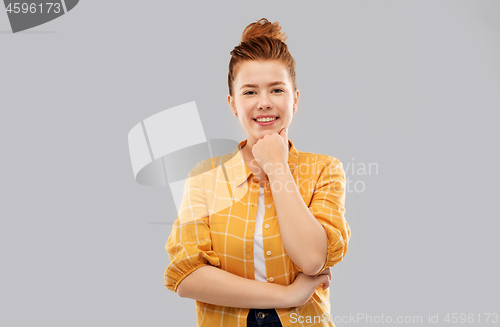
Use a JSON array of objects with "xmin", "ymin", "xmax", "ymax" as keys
[
  {"xmin": 268, "ymin": 169, "xmax": 328, "ymax": 275},
  {"xmin": 176, "ymin": 265, "xmax": 292, "ymax": 308}
]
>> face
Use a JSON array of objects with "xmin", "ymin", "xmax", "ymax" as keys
[{"xmin": 227, "ymin": 60, "xmax": 299, "ymax": 146}]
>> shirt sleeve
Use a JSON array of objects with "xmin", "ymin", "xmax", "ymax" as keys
[
  {"xmin": 299, "ymin": 157, "xmax": 351, "ymax": 276},
  {"xmin": 164, "ymin": 162, "xmax": 220, "ymax": 293}
]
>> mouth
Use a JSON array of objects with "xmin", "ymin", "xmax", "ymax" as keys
[{"xmin": 253, "ymin": 117, "xmax": 279, "ymax": 126}]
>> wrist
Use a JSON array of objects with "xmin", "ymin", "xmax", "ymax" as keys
[
  {"xmin": 266, "ymin": 163, "xmax": 292, "ymax": 181},
  {"xmin": 263, "ymin": 161, "xmax": 288, "ymax": 176},
  {"xmin": 267, "ymin": 283, "xmax": 295, "ymax": 309},
  {"xmin": 280, "ymin": 284, "xmax": 298, "ymax": 308}
]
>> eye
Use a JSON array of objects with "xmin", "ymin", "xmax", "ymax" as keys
[
  {"xmin": 272, "ymin": 89, "xmax": 284, "ymax": 93},
  {"xmin": 243, "ymin": 90, "xmax": 255, "ymax": 95}
]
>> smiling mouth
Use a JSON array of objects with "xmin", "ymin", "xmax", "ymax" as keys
[{"xmin": 253, "ymin": 117, "xmax": 279, "ymax": 122}]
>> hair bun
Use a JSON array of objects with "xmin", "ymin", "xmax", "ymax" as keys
[{"xmin": 241, "ymin": 18, "xmax": 287, "ymax": 43}]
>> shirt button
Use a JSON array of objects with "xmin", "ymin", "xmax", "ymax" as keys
[
  {"xmin": 264, "ymin": 224, "xmax": 269, "ymax": 229},
  {"xmin": 268, "ymin": 277, "xmax": 274, "ymax": 282},
  {"xmin": 266, "ymin": 182, "xmax": 270, "ymax": 187},
  {"xmin": 266, "ymin": 251, "xmax": 271, "ymax": 256},
  {"xmin": 267, "ymin": 204, "xmax": 271, "ymax": 209}
]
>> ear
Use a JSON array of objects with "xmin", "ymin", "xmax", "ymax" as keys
[
  {"xmin": 294, "ymin": 89, "xmax": 300, "ymax": 111},
  {"xmin": 227, "ymin": 94, "xmax": 236, "ymax": 115}
]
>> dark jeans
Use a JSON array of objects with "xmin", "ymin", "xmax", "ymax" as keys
[{"xmin": 247, "ymin": 308, "xmax": 283, "ymax": 327}]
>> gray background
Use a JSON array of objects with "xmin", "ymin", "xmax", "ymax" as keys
[{"xmin": 1, "ymin": 0, "xmax": 499, "ymax": 326}]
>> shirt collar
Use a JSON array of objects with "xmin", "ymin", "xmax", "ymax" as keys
[{"xmin": 225, "ymin": 139, "xmax": 300, "ymax": 187}]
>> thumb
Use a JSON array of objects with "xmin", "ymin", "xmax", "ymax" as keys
[
  {"xmin": 279, "ymin": 127, "xmax": 288, "ymax": 146},
  {"xmin": 279, "ymin": 127, "xmax": 287, "ymax": 138}
]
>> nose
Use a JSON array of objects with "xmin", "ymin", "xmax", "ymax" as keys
[{"xmin": 257, "ymin": 93, "xmax": 272, "ymax": 109}]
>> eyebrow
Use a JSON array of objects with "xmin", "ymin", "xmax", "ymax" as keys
[{"xmin": 240, "ymin": 81, "xmax": 286, "ymax": 89}]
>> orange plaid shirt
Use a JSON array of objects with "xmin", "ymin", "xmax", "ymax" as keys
[{"xmin": 164, "ymin": 139, "xmax": 351, "ymax": 327}]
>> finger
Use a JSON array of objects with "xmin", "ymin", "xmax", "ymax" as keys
[
  {"xmin": 322, "ymin": 278, "xmax": 330, "ymax": 290},
  {"xmin": 318, "ymin": 268, "xmax": 331, "ymax": 280},
  {"xmin": 320, "ymin": 275, "xmax": 330, "ymax": 290}
]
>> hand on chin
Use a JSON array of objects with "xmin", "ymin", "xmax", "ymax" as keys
[{"xmin": 251, "ymin": 128, "xmax": 289, "ymax": 175}]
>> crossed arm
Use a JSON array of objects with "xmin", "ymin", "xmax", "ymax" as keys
[
  {"xmin": 176, "ymin": 264, "xmax": 331, "ymax": 308},
  {"xmin": 168, "ymin": 158, "xmax": 348, "ymax": 308}
]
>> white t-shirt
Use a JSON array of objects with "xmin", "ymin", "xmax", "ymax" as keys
[{"xmin": 253, "ymin": 186, "xmax": 268, "ymax": 282}]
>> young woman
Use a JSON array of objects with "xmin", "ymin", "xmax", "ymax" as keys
[{"xmin": 164, "ymin": 18, "xmax": 351, "ymax": 327}]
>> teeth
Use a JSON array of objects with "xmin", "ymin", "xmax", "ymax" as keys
[{"xmin": 255, "ymin": 117, "xmax": 277, "ymax": 122}]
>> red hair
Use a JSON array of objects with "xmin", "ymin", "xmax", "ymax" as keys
[{"xmin": 228, "ymin": 18, "xmax": 297, "ymax": 97}]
